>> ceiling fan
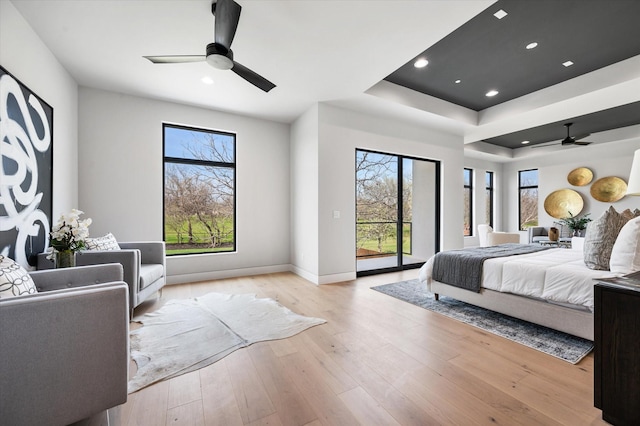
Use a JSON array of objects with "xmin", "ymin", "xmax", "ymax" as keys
[
  {"xmin": 532, "ymin": 123, "xmax": 593, "ymax": 148},
  {"xmin": 143, "ymin": 0, "xmax": 275, "ymax": 92}
]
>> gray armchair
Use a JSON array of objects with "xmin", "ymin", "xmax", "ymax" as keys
[
  {"xmin": 0, "ymin": 264, "xmax": 129, "ymax": 426},
  {"xmin": 39, "ymin": 241, "xmax": 166, "ymax": 317},
  {"xmin": 528, "ymin": 226, "xmax": 549, "ymax": 244}
]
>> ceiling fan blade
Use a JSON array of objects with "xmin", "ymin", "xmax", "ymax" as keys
[
  {"xmin": 231, "ymin": 61, "xmax": 276, "ymax": 92},
  {"xmin": 574, "ymin": 141, "xmax": 592, "ymax": 146},
  {"xmin": 144, "ymin": 55, "xmax": 205, "ymax": 64},
  {"xmin": 531, "ymin": 142, "xmax": 561, "ymax": 148},
  {"xmin": 214, "ymin": 0, "xmax": 242, "ymax": 50},
  {"xmin": 574, "ymin": 133, "xmax": 591, "ymax": 141}
]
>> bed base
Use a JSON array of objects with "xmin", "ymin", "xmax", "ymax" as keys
[{"xmin": 429, "ymin": 281, "xmax": 593, "ymax": 341}]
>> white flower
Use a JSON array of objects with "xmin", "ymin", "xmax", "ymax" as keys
[{"xmin": 49, "ymin": 209, "xmax": 92, "ymax": 253}]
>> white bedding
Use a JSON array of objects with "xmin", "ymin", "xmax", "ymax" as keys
[{"xmin": 419, "ymin": 246, "xmax": 618, "ymax": 310}]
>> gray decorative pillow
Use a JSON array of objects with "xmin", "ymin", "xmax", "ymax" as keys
[
  {"xmin": 0, "ymin": 255, "xmax": 37, "ymax": 298},
  {"xmin": 85, "ymin": 232, "xmax": 121, "ymax": 251},
  {"xmin": 621, "ymin": 208, "xmax": 640, "ymax": 220},
  {"xmin": 583, "ymin": 206, "xmax": 630, "ymax": 270}
]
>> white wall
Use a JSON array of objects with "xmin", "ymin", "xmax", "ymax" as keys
[
  {"xmin": 289, "ymin": 105, "xmax": 320, "ymax": 281},
  {"xmin": 504, "ymin": 126, "xmax": 640, "ymax": 235},
  {"xmin": 309, "ymin": 103, "xmax": 464, "ymax": 283},
  {"xmin": 463, "ymin": 156, "xmax": 507, "ymax": 246},
  {"xmin": 78, "ymin": 87, "xmax": 290, "ymax": 284},
  {"xmin": 1, "ymin": 0, "xmax": 79, "ymax": 218}
]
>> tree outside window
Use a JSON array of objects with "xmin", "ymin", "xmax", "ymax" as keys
[
  {"xmin": 464, "ymin": 168, "xmax": 473, "ymax": 236},
  {"xmin": 163, "ymin": 124, "xmax": 235, "ymax": 255},
  {"xmin": 519, "ymin": 169, "xmax": 538, "ymax": 230},
  {"xmin": 486, "ymin": 171, "xmax": 494, "ymax": 228}
]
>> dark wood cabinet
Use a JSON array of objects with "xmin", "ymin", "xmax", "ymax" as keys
[{"xmin": 594, "ymin": 281, "xmax": 640, "ymax": 425}]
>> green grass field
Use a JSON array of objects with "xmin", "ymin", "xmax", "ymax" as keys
[
  {"xmin": 164, "ymin": 216, "xmax": 234, "ymax": 255},
  {"xmin": 357, "ymin": 223, "xmax": 412, "ymax": 256}
]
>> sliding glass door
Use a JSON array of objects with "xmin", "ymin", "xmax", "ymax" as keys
[{"xmin": 356, "ymin": 149, "xmax": 440, "ymax": 275}]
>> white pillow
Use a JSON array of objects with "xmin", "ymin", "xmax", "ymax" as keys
[
  {"xmin": 571, "ymin": 237, "xmax": 585, "ymax": 252},
  {"xmin": 610, "ymin": 216, "xmax": 640, "ymax": 274},
  {"xmin": 85, "ymin": 232, "xmax": 121, "ymax": 251},
  {"xmin": 0, "ymin": 255, "xmax": 37, "ymax": 298}
]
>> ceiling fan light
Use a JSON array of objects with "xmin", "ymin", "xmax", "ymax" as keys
[{"xmin": 206, "ymin": 54, "xmax": 233, "ymax": 70}]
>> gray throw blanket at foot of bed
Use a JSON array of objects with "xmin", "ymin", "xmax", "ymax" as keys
[{"xmin": 432, "ymin": 243, "xmax": 551, "ymax": 292}]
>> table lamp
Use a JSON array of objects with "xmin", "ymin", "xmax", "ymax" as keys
[{"xmin": 627, "ymin": 149, "xmax": 640, "ymax": 196}]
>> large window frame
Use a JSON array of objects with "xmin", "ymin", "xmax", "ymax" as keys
[
  {"xmin": 486, "ymin": 171, "xmax": 494, "ymax": 228},
  {"xmin": 163, "ymin": 123, "xmax": 236, "ymax": 256},
  {"xmin": 464, "ymin": 168, "xmax": 473, "ymax": 236},
  {"xmin": 355, "ymin": 148, "xmax": 441, "ymax": 276},
  {"xmin": 518, "ymin": 169, "xmax": 539, "ymax": 231}
]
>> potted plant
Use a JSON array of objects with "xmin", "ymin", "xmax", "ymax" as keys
[{"xmin": 558, "ymin": 211, "xmax": 592, "ymax": 237}]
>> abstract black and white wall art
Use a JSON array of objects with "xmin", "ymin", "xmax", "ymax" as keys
[{"xmin": 0, "ymin": 66, "xmax": 53, "ymax": 267}]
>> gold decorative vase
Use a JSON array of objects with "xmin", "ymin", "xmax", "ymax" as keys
[{"xmin": 54, "ymin": 250, "xmax": 76, "ymax": 268}]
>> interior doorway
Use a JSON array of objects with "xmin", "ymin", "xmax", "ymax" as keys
[{"xmin": 356, "ymin": 149, "xmax": 440, "ymax": 275}]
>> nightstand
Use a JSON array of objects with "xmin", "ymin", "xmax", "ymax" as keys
[{"xmin": 594, "ymin": 277, "xmax": 640, "ymax": 425}]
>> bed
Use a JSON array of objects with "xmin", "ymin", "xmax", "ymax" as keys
[{"xmin": 418, "ymin": 239, "xmax": 617, "ymax": 341}]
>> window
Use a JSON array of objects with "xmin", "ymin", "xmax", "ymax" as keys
[
  {"xmin": 519, "ymin": 169, "xmax": 538, "ymax": 230},
  {"xmin": 355, "ymin": 149, "xmax": 440, "ymax": 275},
  {"xmin": 486, "ymin": 171, "xmax": 494, "ymax": 228},
  {"xmin": 163, "ymin": 124, "xmax": 236, "ymax": 255},
  {"xmin": 464, "ymin": 168, "xmax": 473, "ymax": 236}
]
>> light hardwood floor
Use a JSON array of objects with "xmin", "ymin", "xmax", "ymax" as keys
[{"xmin": 116, "ymin": 271, "xmax": 607, "ymax": 426}]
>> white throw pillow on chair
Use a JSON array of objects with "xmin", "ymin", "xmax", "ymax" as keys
[
  {"xmin": 85, "ymin": 233, "xmax": 121, "ymax": 251},
  {"xmin": 478, "ymin": 224, "xmax": 493, "ymax": 247},
  {"xmin": 0, "ymin": 255, "xmax": 37, "ymax": 298}
]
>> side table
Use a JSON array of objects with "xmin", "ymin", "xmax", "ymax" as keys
[{"xmin": 594, "ymin": 275, "xmax": 640, "ymax": 425}]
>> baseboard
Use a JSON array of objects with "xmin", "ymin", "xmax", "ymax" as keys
[
  {"xmin": 166, "ymin": 264, "xmax": 291, "ymax": 285},
  {"xmin": 317, "ymin": 271, "xmax": 356, "ymax": 285},
  {"xmin": 289, "ymin": 265, "xmax": 356, "ymax": 285},
  {"xmin": 168, "ymin": 265, "xmax": 357, "ymax": 286}
]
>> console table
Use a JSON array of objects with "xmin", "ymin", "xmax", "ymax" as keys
[
  {"xmin": 594, "ymin": 276, "xmax": 640, "ymax": 425},
  {"xmin": 538, "ymin": 238, "xmax": 572, "ymax": 248}
]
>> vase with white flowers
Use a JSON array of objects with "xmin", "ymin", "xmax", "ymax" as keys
[{"xmin": 49, "ymin": 209, "xmax": 92, "ymax": 268}]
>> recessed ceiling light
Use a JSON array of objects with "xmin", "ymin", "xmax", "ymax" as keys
[
  {"xmin": 486, "ymin": 90, "xmax": 499, "ymax": 97},
  {"xmin": 201, "ymin": 76, "xmax": 214, "ymax": 85},
  {"xmin": 526, "ymin": 42, "xmax": 538, "ymax": 50},
  {"xmin": 521, "ymin": 140, "xmax": 530, "ymax": 145},
  {"xmin": 414, "ymin": 58, "xmax": 428, "ymax": 68},
  {"xmin": 494, "ymin": 9, "xmax": 508, "ymax": 19},
  {"xmin": 563, "ymin": 60, "xmax": 574, "ymax": 67},
  {"xmin": 455, "ymin": 79, "xmax": 461, "ymax": 84}
]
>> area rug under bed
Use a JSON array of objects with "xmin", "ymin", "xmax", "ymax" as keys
[
  {"xmin": 372, "ymin": 279, "xmax": 593, "ymax": 364},
  {"xmin": 128, "ymin": 292, "xmax": 326, "ymax": 393}
]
